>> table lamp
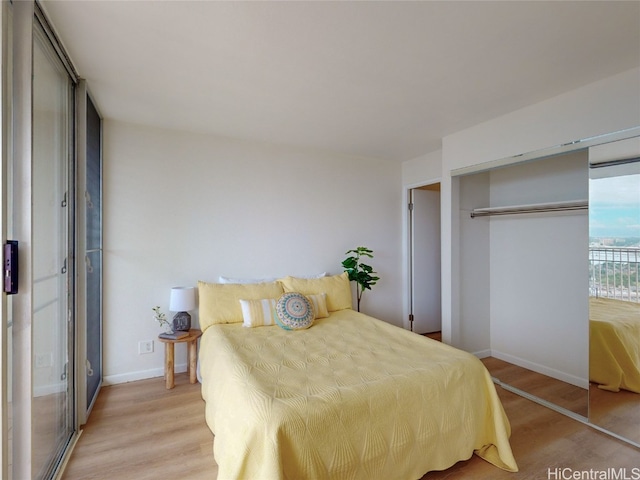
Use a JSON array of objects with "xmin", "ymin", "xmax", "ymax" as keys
[{"xmin": 169, "ymin": 286, "xmax": 196, "ymax": 331}]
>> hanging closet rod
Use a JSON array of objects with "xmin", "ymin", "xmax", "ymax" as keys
[
  {"xmin": 470, "ymin": 200, "xmax": 588, "ymax": 218},
  {"xmin": 589, "ymin": 156, "xmax": 640, "ymax": 169}
]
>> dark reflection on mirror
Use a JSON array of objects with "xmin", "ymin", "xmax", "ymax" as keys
[{"xmin": 588, "ymin": 139, "xmax": 640, "ymax": 446}]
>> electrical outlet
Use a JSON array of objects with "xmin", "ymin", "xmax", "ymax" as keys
[{"xmin": 138, "ymin": 340, "xmax": 154, "ymax": 355}]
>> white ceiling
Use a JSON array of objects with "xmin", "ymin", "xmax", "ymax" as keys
[{"xmin": 41, "ymin": 0, "xmax": 640, "ymax": 162}]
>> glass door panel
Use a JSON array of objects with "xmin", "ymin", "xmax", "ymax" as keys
[
  {"xmin": 85, "ymin": 95, "xmax": 102, "ymax": 410},
  {"xmin": 85, "ymin": 249, "xmax": 101, "ymax": 407},
  {"xmin": 31, "ymin": 22, "xmax": 74, "ymax": 479}
]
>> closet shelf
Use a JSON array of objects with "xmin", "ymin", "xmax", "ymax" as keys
[{"xmin": 470, "ymin": 199, "xmax": 588, "ymax": 218}]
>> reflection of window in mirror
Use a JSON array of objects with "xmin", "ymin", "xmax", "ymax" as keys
[
  {"xmin": 589, "ymin": 169, "xmax": 640, "ymax": 246},
  {"xmin": 589, "ymin": 165, "xmax": 640, "ymax": 301}
]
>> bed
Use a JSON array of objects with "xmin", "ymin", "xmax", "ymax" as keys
[
  {"xmin": 198, "ymin": 274, "xmax": 518, "ymax": 479},
  {"xmin": 589, "ymin": 297, "xmax": 640, "ymax": 393}
]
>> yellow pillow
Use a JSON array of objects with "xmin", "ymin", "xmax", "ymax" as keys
[
  {"xmin": 198, "ymin": 281, "xmax": 284, "ymax": 331},
  {"xmin": 306, "ymin": 293, "xmax": 329, "ymax": 319},
  {"xmin": 279, "ymin": 273, "xmax": 352, "ymax": 312}
]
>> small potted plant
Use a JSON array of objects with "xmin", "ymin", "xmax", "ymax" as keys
[
  {"xmin": 342, "ymin": 246, "xmax": 380, "ymax": 312},
  {"xmin": 152, "ymin": 306, "xmax": 172, "ymax": 333}
]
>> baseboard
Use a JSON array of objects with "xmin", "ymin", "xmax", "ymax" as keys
[
  {"xmin": 103, "ymin": 362, "xmax": 187, "ymax": 386},
  {"xmin": 491, "ymin": 350, "xmax": 588, "ymax": 389},
  {"xmin": 472, "ymin": 349, "xmax": 492, "ymax": 359}
]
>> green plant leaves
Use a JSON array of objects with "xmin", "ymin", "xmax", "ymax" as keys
[{"xmin": 342, "ymin": 246, "xmax": 380, "ymax": 311}]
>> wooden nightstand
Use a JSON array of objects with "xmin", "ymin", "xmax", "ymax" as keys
[{"xmin": 157, "ymin": 329, "xmax": 202, "ymax": 389}]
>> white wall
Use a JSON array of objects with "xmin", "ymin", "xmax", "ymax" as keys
[
  {"xmin": 457, "ymin": 172, "xmax": 491, "ymax": 355},
  {"xmin": 401, "ymin": 149, "xmax": 442, "ymax": 186},
  {"xmin": 443, "ymin": 68, "xmax": 640, "ymax": 172},
  {"xmin": 488, "ymin": 152, "xmax": 589, "ymax": 386},
  {"xmin": 103, "ymin": 120, "xmax": 402, "ymax": 384}
]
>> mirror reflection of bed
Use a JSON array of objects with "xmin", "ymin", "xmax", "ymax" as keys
[
  {"xmin": 589, "ymin": 298, "xmax": 640, "ymax": 396},
  {"xmin": 588, "ymin": 298, "xmax": 639, "ymax": 445}
]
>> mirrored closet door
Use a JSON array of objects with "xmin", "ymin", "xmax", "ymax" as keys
[{"xmin": 588, "ymin": 137, "xmax": 640, "ymax": 446}]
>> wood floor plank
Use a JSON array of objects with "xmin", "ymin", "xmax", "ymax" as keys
[
  {"xmin": 62, "ymin": 375, "xmax": 217, "ymax": 480},
  {"xmin": 63, "ymin": 371, "xmax": 639, "ymax": 480}
]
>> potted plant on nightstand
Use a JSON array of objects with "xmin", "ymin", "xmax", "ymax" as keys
[
  {"xmin": 153, "ymin": 306, "xmax": 188, "ymax": 339},
  {"xmin": 153, "ymin": 306, "xmax": 171, "ymax": 332},
  {"xmin": 342, "ymin": 246, "xmax": 380, "ymax": 312}
]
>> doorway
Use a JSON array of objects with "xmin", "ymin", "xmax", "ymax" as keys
[{"xmin": 409, "ymin": 183, "xmax": 442, "ymax": 334}]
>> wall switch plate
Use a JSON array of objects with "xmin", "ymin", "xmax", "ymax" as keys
[{"xmin": 138, "ymin": 340, "xmax": 154, "ymax": 354}]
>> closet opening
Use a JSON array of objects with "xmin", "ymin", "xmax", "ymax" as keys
[{"xmin": 408, "ymin": 183, "xmax": 442, "ymax": 335}]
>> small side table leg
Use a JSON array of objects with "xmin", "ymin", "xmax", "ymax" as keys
[
  {"xmin": 165, "ymin": 342, "xmax": 175, "ymax": 389},
  {"xmin": 188, "ymin": 339, "xmax": 198, "ymax": 384}
]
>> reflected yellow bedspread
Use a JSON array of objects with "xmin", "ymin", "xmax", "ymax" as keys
[
  {"xmin": 200, "ymin": 309, "xmax": 517, "ymax": 479},
  {"xmin": 590, "ymin": 297, "xmax": 640, "ymax": 393}
]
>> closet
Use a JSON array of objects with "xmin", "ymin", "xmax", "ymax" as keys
[{"xmin": 451, "ymin": 130, "xmax": 640, "ymax": 448}]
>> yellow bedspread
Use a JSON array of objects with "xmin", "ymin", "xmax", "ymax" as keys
[
  {"xmin": 200, "ymin": 309, "xmax": 518, "ymax": 479},
  {"xmin": 589, "ymin": 297, "xmax": 640, "ymax": 393}
]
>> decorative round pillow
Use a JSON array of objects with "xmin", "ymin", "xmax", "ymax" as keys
[{"xmin": 275, "ymin": 292, "xmax": 315, "ymax": 330}]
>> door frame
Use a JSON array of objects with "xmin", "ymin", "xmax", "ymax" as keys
[
  {"xmin": 11, "ymin": 2, "xmax": 37, "ymax": 478},
  {"xmin": 0, "ymin": 1, "xmax": 13, "ymax": 478},
  {"xmin": 403, "ymin": 178, "xmax": 442, "ymax": 333}
]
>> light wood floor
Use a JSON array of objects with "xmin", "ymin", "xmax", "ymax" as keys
[
  {"xmin": 481, "ymin": 357, "xmax": 589, "ymax": 417},
  {"xmin": 63, "ymin": 371, "xmax": 640, "ymax": 480},
  {"xmin": 62, "ymin": 375, "xmax": 217, "ymax": 480}
]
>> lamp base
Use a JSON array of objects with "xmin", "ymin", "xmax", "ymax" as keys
[{"xmin": 172, "ymin": 311, "xmax": 191, "ymax": 332}]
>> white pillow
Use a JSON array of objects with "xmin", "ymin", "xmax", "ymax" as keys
[
  {"xmin": 292, "ymin": 272, "xmax": 327, "ymax": 279},
  {"xmin": 219, "ymin": 273, "xmax": 326, "ymax": 284},
  {"xmin": 219, "ymin": 276, "xmax": 277, "ymax": 284}
]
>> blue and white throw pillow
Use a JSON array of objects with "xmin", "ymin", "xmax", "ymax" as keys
[{"xmin": 275, "ymin": 292, "xmax": 315, "ymax": 330}]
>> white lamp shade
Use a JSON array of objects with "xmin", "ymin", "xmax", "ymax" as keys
[{"xmin": 169, "ymin": 286, "xmax": 196, "ymax": 312}]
